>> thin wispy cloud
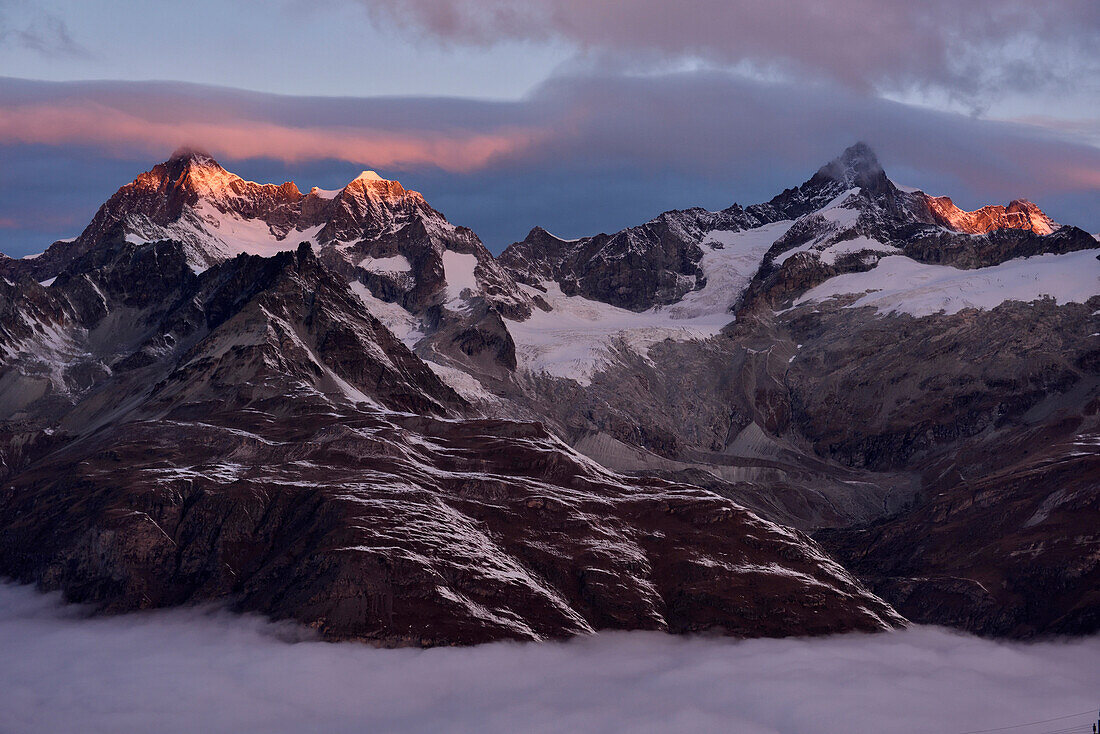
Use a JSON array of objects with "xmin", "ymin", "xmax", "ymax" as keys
[{"xmin": 0, "ymin": 1, "xmax": 92, "ymax": 59}]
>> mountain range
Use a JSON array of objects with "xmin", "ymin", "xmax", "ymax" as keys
[{"xmin": 0, "ymin": 142, "xmax": 1096, "ymax": 643}]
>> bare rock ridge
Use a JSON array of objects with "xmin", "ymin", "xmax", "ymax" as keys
[
  {"xmin": 500, "ymin": 143, "xmax": 1095, "ymax": 314},
  {"xmin": 0, "ymin": 193, "xmax": 902, "ymax": 644},
  {"xmin": 2, "ymin": 142, "xmax": 1098, "ymax": 641}
]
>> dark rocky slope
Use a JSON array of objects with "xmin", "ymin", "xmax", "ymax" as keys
[{"xmin": 0, "ymin": 235, "xmax": 902, "ymax": 644}]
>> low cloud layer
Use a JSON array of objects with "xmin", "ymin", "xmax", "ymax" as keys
[
  {"xmin": 1, "ymin": 73, "xmax": 1099, "ymax": 257},
  {"xmin": 2, "ymin": 582, "xmax": 1099, "ymax": 734}
]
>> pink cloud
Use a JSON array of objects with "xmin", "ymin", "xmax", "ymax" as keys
[{"xmin": 0, "ymin": 102, "xmax": 542, "ymax": 172}]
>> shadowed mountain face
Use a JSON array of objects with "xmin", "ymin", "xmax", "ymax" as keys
[
  {"xmin": 0, "ymin": 229, "xmax": 900, "ymax": 644},
  {"xmin": 1, "ymin": 143, "xmax": 1097, "ymax": 642}
]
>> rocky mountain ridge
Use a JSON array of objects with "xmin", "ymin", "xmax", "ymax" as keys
[
  {"xmin": 1, "ymin": 142, "xmax": 1097, "ymax": 641},
  {"xmin": 0, "ymin": 231, "xmax": 902, "ymax": 643}
]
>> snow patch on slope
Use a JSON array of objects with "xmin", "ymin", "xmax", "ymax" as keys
[
  {"xmin": 348, "ymin": 281, "xmax": 423, "ymax": 348},
  {"xmin": 795, "ymin": 249, "xmax": 1100, "ymax": 317},
  {"xmin": 778, "ymin": 236, "xmax": 901, "ymax": 266},
  {"xmin": 193, "ymin": 206, "xmax": 326, "ymax": 260},
  {"xmin": 424, "ymin": 360, "xmax": 501, "ymax": 405},
  {"xmin": 670, "ymin": 220, "xmax": 795, "ymax": 318},
  {"xmin": 359, "ymin": 254, "xmax": 412, "ymax": 274},
  {"xmin": 120, "ymin": 204, "xmax": 329, "ymax": 271},
  {"xmin": 509, "ymin": 284, "xmax": 729, "ymax": 386},
  {"xmin": 309, "ymin": 187, "xmax": 340, "ymax": 200},
  {"xmin": 442, "ymin": 251, "xmax": 479, "ymax": 308}
]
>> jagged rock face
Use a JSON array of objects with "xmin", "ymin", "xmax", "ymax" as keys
[
  {"xmin": 779, "ymin": 298, "xmax": 1100, "ymax": 471},
  {"xmin": 0, "ymin": 229, "xmax": 903, "ymax": 645},
  {"xmin": 501, "ymin": 143, "xmax": 1091, "ymax": 318},
  {"xmin": 927, "ymin": 196, "xmax": 1059, "ymax": 235},
  {"xmin": 0, "ymin": 150, "xmax": 535, "ymax": 377},
  {"xmin": 0, "ymin": 236, "xmax": 464, "ymax": 427},
  {"xmin": 746, "ymin": 141, "xmax": 898, "ymax": 224},
  {"xmin": 732, "ymin": 167, "xmax": 1093, "ymax": 311},
  {"xmin": 897, "ymin": 224, "xmax": 1095, "ymax": 269},
  {"xmin": 500, "ymin": 209, "xmax": 755, "ymax": 312}
]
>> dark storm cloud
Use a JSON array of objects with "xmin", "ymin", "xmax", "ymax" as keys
[
  {"xmin": 355, "ymin": 0, "xmax": 1100, "ymax": 98},
  {"xmin": 1, "ymin": 73, "xmax": 1098, "ymax": 257},
  {"xmin": 1, "ymin": 583, "xmax": 1098, "ymax": 734}
]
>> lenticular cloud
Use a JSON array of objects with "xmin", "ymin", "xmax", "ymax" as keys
[{"xmin": 1, "ymin": 582, "xmax": 1097, "ymax": 734}]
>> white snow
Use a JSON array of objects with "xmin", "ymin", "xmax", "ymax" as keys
[
  {"xmin": 348, "ymin": 281, "xmax": 423, "ymax": 348},
  {"xmin": 20, "ymin": 252, "xmax": 42, "ymax": 260},
  {"xmin": 820, "ymin": 202, "xmax": 860, "ymax": 228},
  {"xmin": 193, "ymin": 205, "xmax": 327, "ymax": 259},
  {"xmin": 794, "ymin": 249, "xmax": 1100, "ymax": 317},
  {"xmin": 543, "ymin": 229, "xmax": 580, "ymax": 243},
  {"xmin": 509, "ymin": 283, "xmax": 730, "ymax": 386},
  {"xmin": 424, "ymin": 360, "xmax": 501, "ymax": 405},
  {"xmin": 115, "ymin": 205, "xmax": 330, "ymax": 272},
  {"xmin": 359, "ymin": 254, "xmax": 412, "ymax": 274},
  {"xmin": 889, "ymin": 179, "xmax": 923, "ymax": 194},
  {"xmin": 669, "ymin": 220, "xmax": 795, "ymax": 319},
  {"xmin": 37, "ymin": 277, "xmax": 56, "ymax": 287},
  {"xmin": 309, "ymin": 186, "xmax": 340, "ymax": 200},
  {"xmin": 506, "ymin": 220, "xmax": 794, "ymax": 385},
  {"xmin": 354, "ymin": 170, "xmax": 385, "ymax": 182},
  {"xmin": 820, "ymin": 187, "xmax": 861, "ymax": 213},
  {"xmin": 778, "ymin": 235, "xmax": 901, "ymax": 266},
  {"xmin": 442, "ymin": 251, "xmax": 480, "ymax": 308}
]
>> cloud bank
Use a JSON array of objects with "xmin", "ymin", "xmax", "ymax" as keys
[
  {"xmin": 1, "ymin": 74, "xmax": 1098, "ymax": 258},
  {"xmin": 357, "ymin": 0, "xmax": 1100, "ymax": 99},
  {"xmin": 2, "ymin": 582, "xmax": 1098, "ymax": 734}
]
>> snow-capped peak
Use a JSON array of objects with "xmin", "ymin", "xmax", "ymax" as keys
[
  {"xmin": 168, "ymin": 146, "xmax": 218, "ymax": 166},
  {"xmin": 354, "ymin": 170, "xmax": 386, "ymax": 182}
]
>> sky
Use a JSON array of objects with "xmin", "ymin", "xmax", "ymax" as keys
[
  {"xmin": 3, "ymin": 582, "xmax": 1099, "ymax": 734},
  {"xmin": 1, "ymin": 0, "xmax": 1098, "ymax": 256}
]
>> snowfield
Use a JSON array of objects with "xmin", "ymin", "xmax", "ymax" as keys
[
  {"xmin": 506, "ymin": 220, "xmax": 795, "ymax": 385},
  {"xmin": 442, "ymin": 250, "xmax": 480, "ymax": 307},
  {"xmin": 795, "ymin": 248, "xmax": 1100, "ymax": 317},
  {"xmin": 359, "ymin": 254, "xmax": 412, "ymax": 273}
]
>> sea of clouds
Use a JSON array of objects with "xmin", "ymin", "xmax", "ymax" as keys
[{"xmin": 1, "ymin": 581, "xmax": 1097, "ymax": 734}]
